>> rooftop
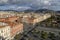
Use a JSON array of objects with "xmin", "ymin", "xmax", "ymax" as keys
[{"xmin": 0, "ymin": 22, "xmax": 9, "ymax": 28}]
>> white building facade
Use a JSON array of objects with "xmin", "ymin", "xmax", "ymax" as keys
[{"xmin": 0, "ymin": 22, "xmax": 11, "ymax": 40}]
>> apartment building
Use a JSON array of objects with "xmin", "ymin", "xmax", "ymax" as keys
[
  {"xmin": 0, "ymin": 15, "xmax": 23, "ymax": 40},
  {"xmin": 33, "ymin": 13, "xmax": 51, "ymax": 24},
  {"xmin": 10, "ymin": 22, "xmax": 23, "ymax": 38},
  {"xmin": 21, "ymin": 13, "xmax": 51, "ymax": 25},
  {"xmin": 0, "ymin": 22, "xmax": 11, "ymax": 40}
]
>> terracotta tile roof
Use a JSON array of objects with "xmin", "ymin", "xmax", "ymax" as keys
[
  {"xmin": 6, "ymin": 21, "xmax": 23, "ymax": 28},
  {"xmin": 0, "ymin": 16, "xmax": 23, "ymax": 28},
  {"xmin": 0, "ymin": 18, "xmax": 6, "ymax": 22},
  {"xmin": 0, "ymin": 26, "xmax": 5, "ymax": 28},
  {"xmin": 0, "ymin": 25, "xmax": 9, "ymax": 28},
  {"xmin": 0, "ymin": 22, "xmax": 9, "ymax": 28},
  {"xmin": 6, "ymin": 22, "xmax": 16, "ymax": 27}
]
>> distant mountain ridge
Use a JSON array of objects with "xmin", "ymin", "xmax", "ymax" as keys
[
  {"xmin": 23, "ymin": 9, "xmax": 55, "ymax": 13},
  {"xmin": 0, "ymin": 9, "xmax": 60, "ymax": 13},
  {"xmin": 0, "ymin": 10, "xmax": 18, "ymax": 12}
]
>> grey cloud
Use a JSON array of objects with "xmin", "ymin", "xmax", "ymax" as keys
[{"xmin": 0, "ymin": 0, "xmax": 60, "ymax": 11}]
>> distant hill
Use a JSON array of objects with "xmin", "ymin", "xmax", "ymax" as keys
[
  {"xmin": 23, "ymin": 9, "xmax": 34, "ymax": 13},
  {"xmin": 56, "ymin": 11, "xmax": 60, "ymax": 13},
  {"xmin": 22, "ymin": 9, "xmax": 55, "ymax": 13},
  {"xmin": 0, "ymin": 10, "xmax": 18, "ymax": 12},
  {"xmin": 34, "ymin": 9, "xmax": 54, "ymax": 13},
  {"xmin": 35, "ymin": 9, "xmax": 48, "ymax": 13},
  {"xmin": 0, "ymin": 9, "xmax": 59, "ymax": 14}
]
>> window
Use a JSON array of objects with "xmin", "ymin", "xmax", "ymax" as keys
[
  {"xmin": 15, "ymin": 20, "xmax": 18, "ymax": 22},
  {"xmin": 8, "ymin": 39, "xmax": 9, "ymax": 40},
  {"xmin": 8, "ymin": 28, "xmax": 10, "ymax": 30},
  {"xmin": 1, "ymin": 30, "xmax": 3, "ymax": 33}
]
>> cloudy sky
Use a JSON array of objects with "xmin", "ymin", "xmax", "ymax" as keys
[{"xmin": 0, "ymin": 0, "xmax": 60, "ymax": 11}]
